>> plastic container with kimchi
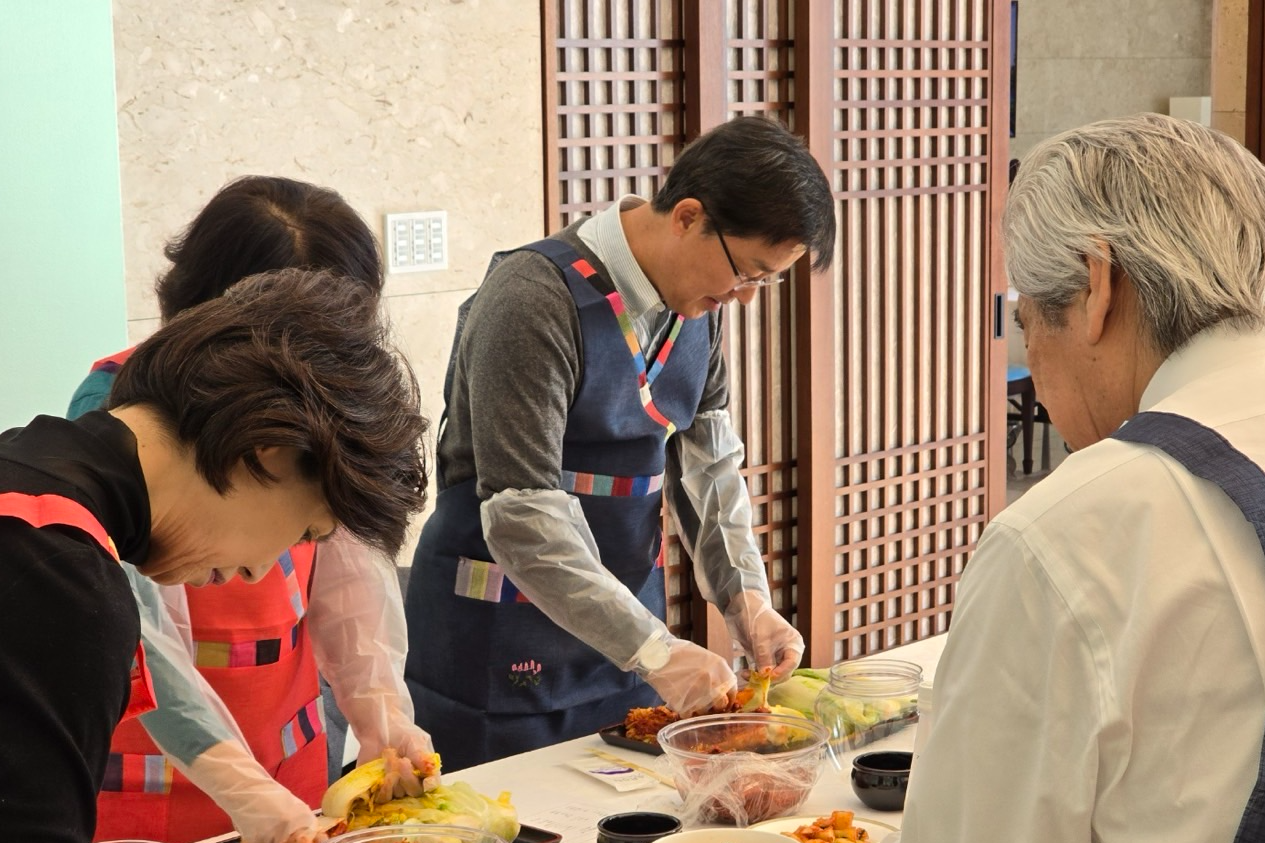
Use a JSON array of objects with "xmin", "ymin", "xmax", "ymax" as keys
[{"xmin": 656, "ymin": 712, "xmax": 827, "ymax": 827}]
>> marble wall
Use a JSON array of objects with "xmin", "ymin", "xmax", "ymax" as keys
[
  {"xmin": 1011, "ymin": 0, "xmax": 1213, "ymax": 159},
  {"xmin": 112, "ymin": 0, "xmax": 543, "ymax": 561}
]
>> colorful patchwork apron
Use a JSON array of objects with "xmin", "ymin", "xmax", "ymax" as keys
[
  {"xmin": 94, "ymin": 543, "xmax": 323, "ymax": 843},
  {"xmin": 1111, "ymin": 411, "xmax": 1265, "ymax": 842},
  {"xmin": 406, "ymin": 237, "xmax": 711, "ymax": 770}
]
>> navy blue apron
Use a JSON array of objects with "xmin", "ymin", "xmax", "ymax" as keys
[
  {"xmin": 1111, "ymin": 411, "xmax": 1265, "ymax": 842},
  {"xmin": 406, "ymin": 237, "xmax": 712, "ymax": 770}
]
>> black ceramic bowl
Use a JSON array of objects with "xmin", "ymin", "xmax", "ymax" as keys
[
  {"xmin": 596, "ymin": 812, "xmax": 683, "ymax": 843},
  {"xmin": 850, "ymin": 750, "xmax": 912, "ymax": 812}
]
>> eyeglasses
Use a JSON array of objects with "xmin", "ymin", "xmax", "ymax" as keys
[{"xmin": 711, "ymin": 220, "xmax": 788, "ymax": 290}]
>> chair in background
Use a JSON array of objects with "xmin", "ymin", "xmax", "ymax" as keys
[{"xmin": 1006, "ymin": 364, "xmax": 1052, "ymax": 475}]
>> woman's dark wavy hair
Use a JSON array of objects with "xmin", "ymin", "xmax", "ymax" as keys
[
  {"xmin": 109, "ymin": 268, "xmax": 428, "ymax": 558},
  {"xmin": 155, "ymin": 175, "xmax": 383, "ymax": 321},
  {"xmin": 651, "ymin": 116, "xmax": 837, "ymax": 272}
]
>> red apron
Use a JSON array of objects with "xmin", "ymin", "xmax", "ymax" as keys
[
  {"xmin": 90, "ymin": 348, "xmax": 135, "ymax": 373},
  {"xmin": 0, "ymin": 491, "xmax": 157, "ymax": 721},
  {"xmin": 94, "ymin": 542, "xmax": 325, "ymax": 843}
]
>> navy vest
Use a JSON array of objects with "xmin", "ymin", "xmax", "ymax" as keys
[
  {"xmin": 405, "ymin": 237, "xmax": 711, "ymax": 767},
  {"xmin": 1112, "ymin": 412, "xmax": 1265, "ymax": 841}
]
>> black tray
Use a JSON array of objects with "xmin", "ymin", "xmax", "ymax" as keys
[
  {"xmin": 835, "ymin": 710, "xmax": 920, "ymax": 752},
  {"xmin": 597, "ymin": 722, "xmax": 664, "ymax": 756},
  {"xmin": 516, "ymin": 824, "xmax": 563, "ymax": 843}
]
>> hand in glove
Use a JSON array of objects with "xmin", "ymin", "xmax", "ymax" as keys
[
  {"xmin": 372, "ymin": 744, "xmax": 442, "ymax": 802},
  {"xmin": 724, "ymin": 590, "xmax": 805, "ymax": 681},
  {"xmin": 353, "ymin": 705, "xmax": 440, "ymax": 795},
  {"xmin": 392, "ymin": 724, "xmax": 440, "ymax": 790},
  {"xmin": 280, "ymin": 831, "xmax": 329, "ymax": 843},
  {"xmin": 633, "ymin": 630, "xmax": 737, "ymax": 715},
  {"xmin": 186, "ymin": 740, "xmax": 322, "ymax": 843}
]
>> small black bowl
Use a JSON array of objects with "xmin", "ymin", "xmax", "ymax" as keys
[
  {"xmin": 850, "ymin": 750, "xmax": 912, "ymax": 811},
  {"xmin": 596, "ymin": 812, "xmax": 683, "ymax": 843}
]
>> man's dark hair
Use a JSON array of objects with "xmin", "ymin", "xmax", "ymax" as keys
[
  {"xmin": 155, "ymin": 176, "xmax": 383, "ymax": 322},
  {"xmin": 110, "ymin": 268, "xmax": 427, "ymax": 558},
  {"xmin": 652, "ymin": 116, "xmax": 837, "ymax": 272}
]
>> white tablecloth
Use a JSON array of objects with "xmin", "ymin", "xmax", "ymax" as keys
[{"xmin": 452, "ymin": 635, "xmax": 947, "ymax": 843}]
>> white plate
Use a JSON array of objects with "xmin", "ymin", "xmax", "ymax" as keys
[{"xmin": 750, "ymin": 814, "xmax": 900, "ymax": 842}]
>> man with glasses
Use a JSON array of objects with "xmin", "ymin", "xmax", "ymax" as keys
[{"xmin": 404, "ymin": 116, "xmax": 837, "ymax": 768}]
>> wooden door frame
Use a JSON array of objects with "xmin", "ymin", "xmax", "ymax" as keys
[
  {"xmin": 1249, "ymin": 0, "xmax": 1265, "ymax": 157},
  {"xmin": 987, "ymin": 0, "xmax": 1013, "ymax": 525},
  {"xmin": 793, "ymin": 0, "xmax": 840, "ymax": 670}
]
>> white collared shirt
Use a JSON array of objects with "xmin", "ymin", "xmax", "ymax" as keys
[
  {"xmin": 903, "ymin": 325, "xmax": 1265, "ymax": 842},
  {"xmin": 578, "ymin": 195, "xmax": 672, "ymax": 355}
]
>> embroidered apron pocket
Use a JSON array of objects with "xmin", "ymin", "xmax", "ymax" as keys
[
  {"xmin": 94, "ymin": 753, "xmax": 173, "ymax": 842},
  {"xmin": 93, "ymin": 791, "xmax": 171, "ymax": 841}
]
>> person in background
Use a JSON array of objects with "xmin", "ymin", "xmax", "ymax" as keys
[
  {"xmin": 405, "ymin": 116, "xmax": 835, "ymax": 769},
  {"xmin": 0, "ymin": 268, "xmax": 427, "ymax": 843},
  {"xmin": 902, "ymin": 113, "xmax": 1265, "ymax": 842},
  {"xmin": 66, "ymin": 177, "xmax": 432, "ymax": 843}
]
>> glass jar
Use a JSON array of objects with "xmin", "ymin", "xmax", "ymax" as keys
[{"xmin": 813, "ymin": 659, "xmax": 922, "ymax": 771}]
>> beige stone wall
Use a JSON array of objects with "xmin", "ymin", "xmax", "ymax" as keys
[
  {"xmin": 1211, "ymin": 0, "xmax": 1248, "ymax": 142},
  {"xmin": 112, "ymin": 0, "xmax": 543, "ymax": 561},
  {"xmin": 1011, "ymin": 0, "xmax": 1213, "ymax": 159}
]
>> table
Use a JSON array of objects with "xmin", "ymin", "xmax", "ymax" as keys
[
  {"xmin": 189, "ymin": 635, "xmax": 945, "ymax": 843},
  {"xmin": 453, "ymin": 635, "xmax": 947, "ymax": 843}
]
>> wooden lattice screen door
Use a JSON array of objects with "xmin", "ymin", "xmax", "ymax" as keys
[{"xmin": 540, "ymin": 0, "xmax": 1011, "ymax": 666}]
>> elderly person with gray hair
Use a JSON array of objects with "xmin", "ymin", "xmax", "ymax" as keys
[{"xmin": 902, "ymin": 113, "xmax": 1265, "ymax": 843}]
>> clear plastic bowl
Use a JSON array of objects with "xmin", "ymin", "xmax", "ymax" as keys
[
  {"xmin": 329, "ymin": 824, "xmax": 511, "ymax": 843},
  {"xmin": 656, "ymin": 712, "xmax": 827, "ymax": 826}
]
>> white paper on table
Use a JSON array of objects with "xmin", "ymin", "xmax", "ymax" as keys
[
  {"xmin": 521, "ymin": 801, "xmax": 610, "ymax": 843},
  {"xmin": 566, "ymin": 757, "xmax": 660, "ymax": 792}
]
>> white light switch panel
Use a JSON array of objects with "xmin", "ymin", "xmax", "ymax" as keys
[{"xmin": 385, "ymin": 210, "xmax": 447, "ymax": 273}]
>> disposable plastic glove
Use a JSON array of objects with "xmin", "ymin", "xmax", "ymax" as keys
[
  {"xmin": 632, "ymin": 629, "xmax": 737, "ymax": 715},
  {"xmin": 724, "ymin": 590, "xmax": 805, "ymax": 681},
  {"xmin": 307, "ymin": 531, "xmax": 435, "ymax": 789},
  {"xmin": 369, "ymin": 742, "xmax": 441, "ymax": 801},
  {"xmin": 281, "ymin": 830, "xmax": 329, "ymax": 843},
  {"xmin": 382, "ymin": 722, "xmax": 438, "ymax": 784},
  {"xmin": 185, "ymin": 740, "xmax": 322, "ymax": 843},
  {"xmin": 353, "ymin": 704, "xmax": 436, "ymax": 774}
]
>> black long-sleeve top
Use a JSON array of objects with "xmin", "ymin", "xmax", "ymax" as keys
[{"xmin": 0, "ymin": 411, "xmax": 150, "ymax": 842}]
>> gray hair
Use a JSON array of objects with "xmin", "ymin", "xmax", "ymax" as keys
[{"xmin": 1004, "ymin": 113, "xmax": 1265, "ymax": 355}]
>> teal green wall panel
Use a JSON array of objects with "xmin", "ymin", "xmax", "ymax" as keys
[{"xmin": 0, "ymin": 1, "xmax": 128, "ymax": 431}]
